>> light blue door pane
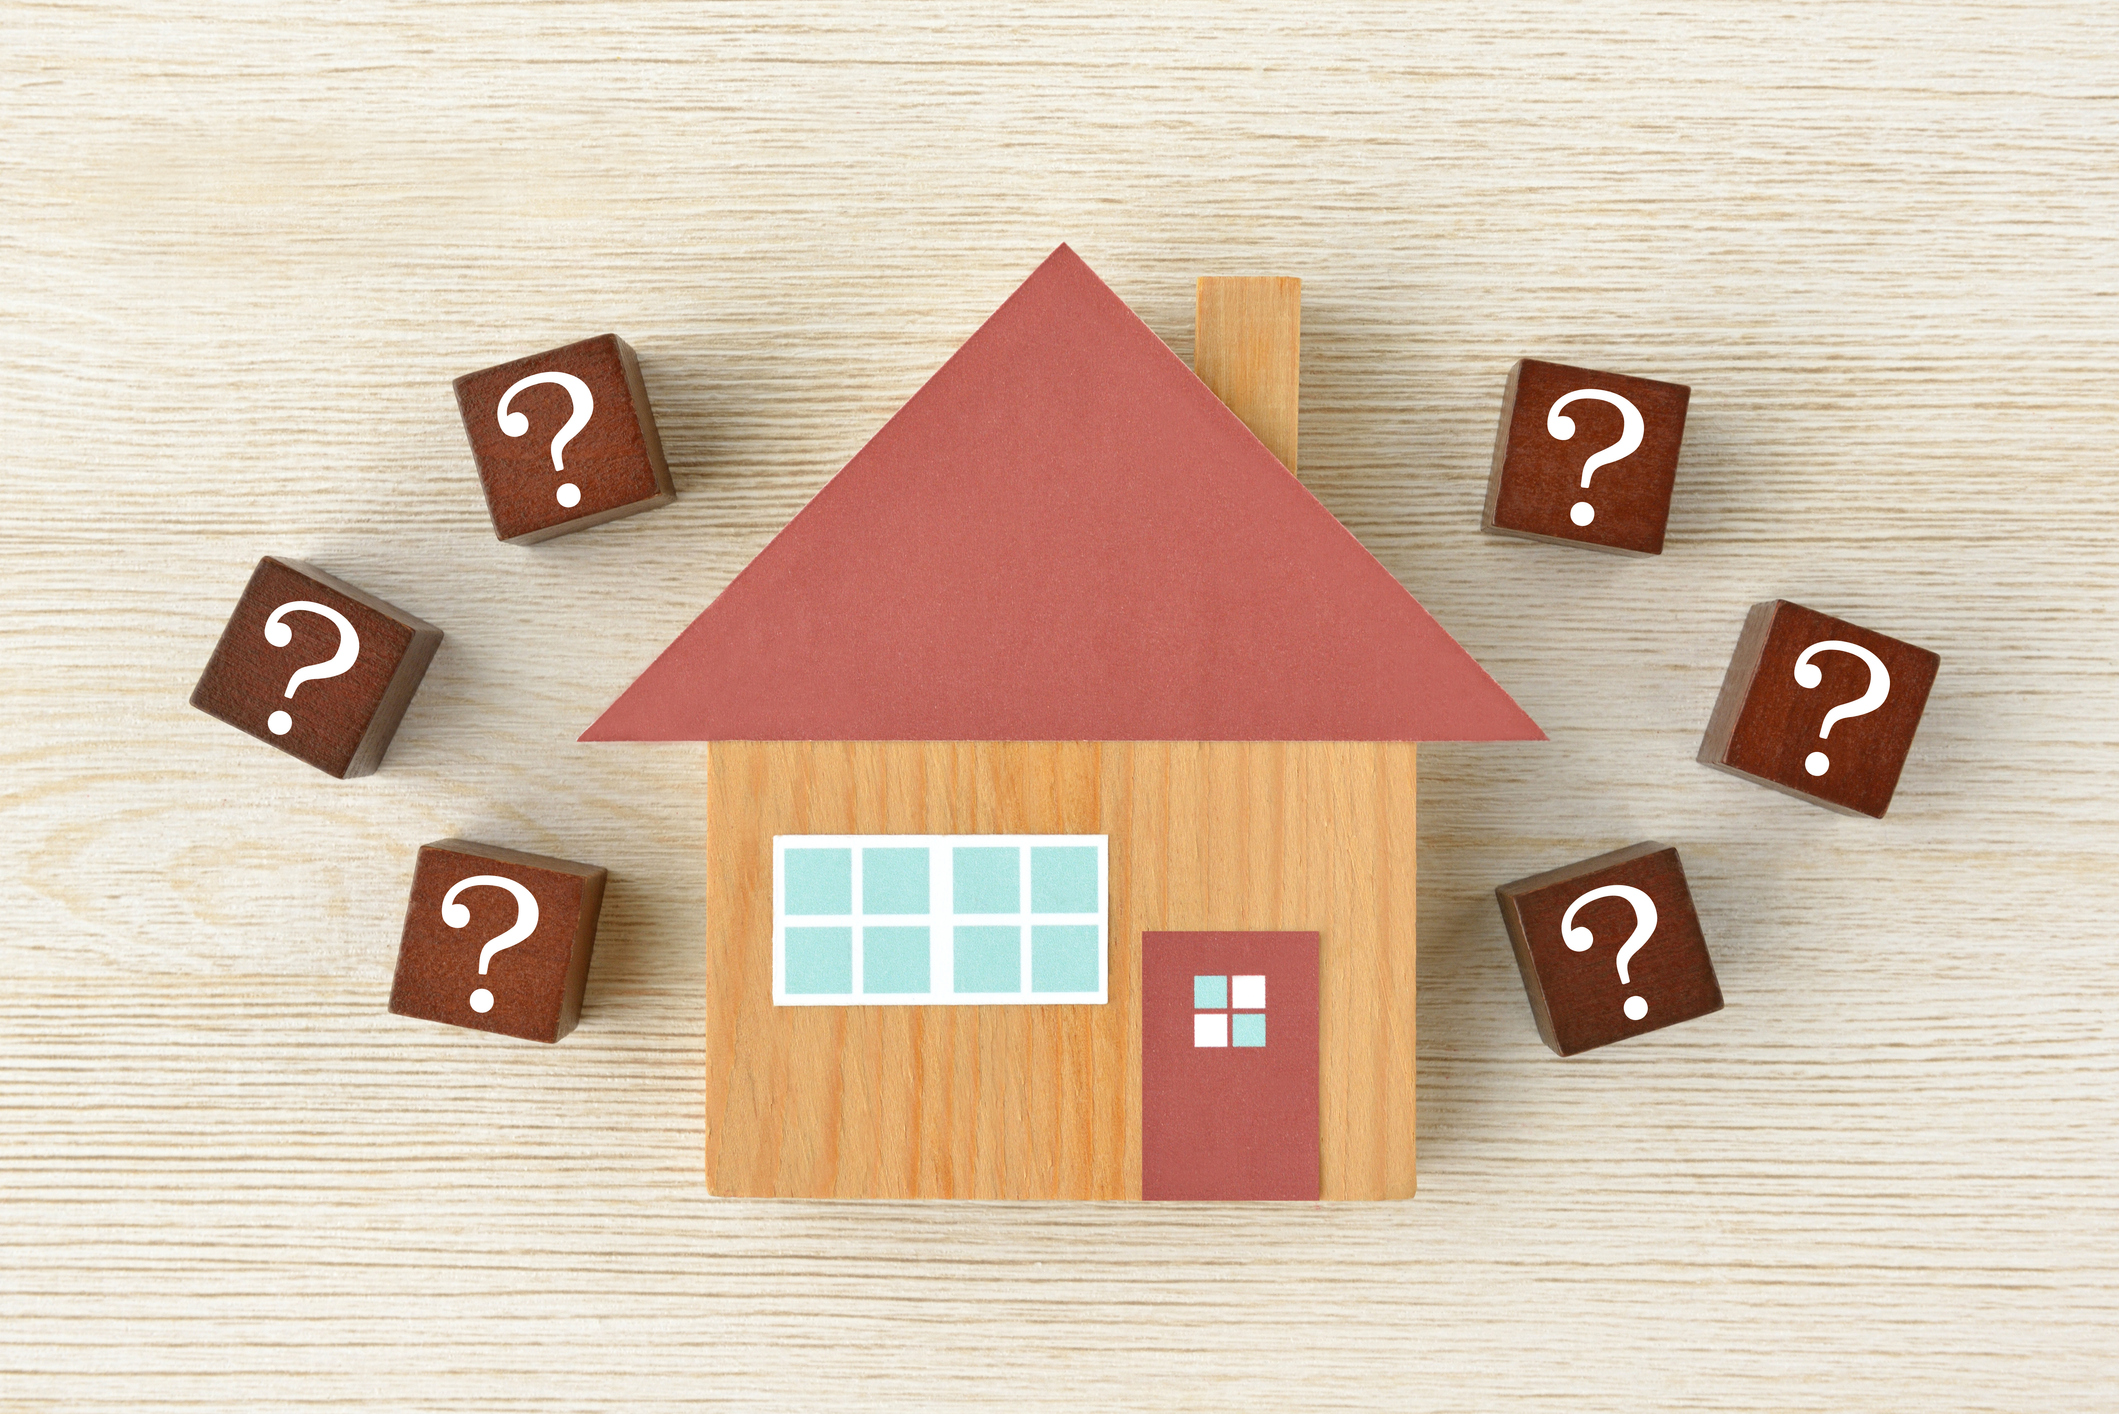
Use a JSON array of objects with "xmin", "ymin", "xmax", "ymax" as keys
[
  {"xmin": 1194, "ymin": 975, "xmax": 1228, "ymax": 1009},
  {"xmin": 1030, "ymin": 847, "xmax": 1099, "ymax": 913},
  {"xmin": 1232, "ymin": 1013, "xmax": 1267, "ymax": 1047},
  {"xmin": 862, "ymin": 847, "xmax": 930, "ymax": 915},
  {"xmin": 953, "ymin": 926, "xmax": 1021, "ymax": 993},
  {"xmin": 953, "ymin": 846, "xmax": 1020, "ymax": 914},
  {"xmin": 1030, "ymin": 924, "xmax": 1100, "ymax": 993},
  {"xmin": 784, "ymin": 927, "xmax": 853, "ymax": 994},
  {"xmin": 862, "ymin": 926, "xmax": 931, "ymax": 994},
  {"xmin": 783, "ymin": 848, "xmax": 852, "ymax": 915}
]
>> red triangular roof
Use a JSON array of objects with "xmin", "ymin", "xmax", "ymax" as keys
[{"xmin": 583, "ymin": 246, "xmax": 1542, "ymax": 743}]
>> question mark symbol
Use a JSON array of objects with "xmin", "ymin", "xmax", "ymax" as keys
[
  {"xmin": 261, "ymin": 601, "xmax": 361, "ymax": 736},
  {"xmin": 1793, "ymin": 640, "xmax": 1891, "ymax": 777},
  {"xmin": 1548, "ymin": 389, "xmax": 1645, "ymax": 528},
  {"xmin": 1562, "ymin": 884, "xmax": 1658, "ymax": 1021},
  {"xmin": 497, "ymin": 371, "xmax": 595, "ymax": 509},
  {"xmin": 440, "ymin": 875, "xmax": 540, "ymax": 1014}
]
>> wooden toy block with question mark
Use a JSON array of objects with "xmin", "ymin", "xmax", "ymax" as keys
[
  {"xmin": 1481, "ymin": 358, "xmax": 1691, "ymax": 556},
  {"xmin": 1699, "ymin": 600, "xmax": 1941, "ymax": 818},
  {"xmin": 453, "ymin": 333, "xmax": 677, "ymax": 544},
  {"xmin": 189, "ymin": 556, "xmax": 442, "ymax": 778},
  {"xmin": 389, "ymin": 840, "xmax": 608, "ymax": 1044},
  {"xmin": 1495, "ymin": 842, "xmax": 1724, "ymax": 1057}
]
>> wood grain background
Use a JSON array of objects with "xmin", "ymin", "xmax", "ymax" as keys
[{"xmin": 4, "ymin": 3, "xmax": 2114, "ymax": 1408}]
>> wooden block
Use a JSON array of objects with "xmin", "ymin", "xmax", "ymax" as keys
[
  {"xmin": 1699, "ymin": 600, "xmax": 1941, "ymax": 818},
  {"xmin": 388, "ymin": 839, "xmax": 608, "ymax": 1044},
  {"xmin": 189, "ymin": 556, "xmax": 442, "ymax": 778},
  {"xmin": 1495, "ymin": 842, "xmax": 1723, "ymax": 1057},
  {"xmin": 453, "ymin": 333, "xmax": 676, "ymax": 544},
  {"xmin": 1195, "ymin": 276, "xmax": 1301, "ymax": 472},
  {"xmin": 1482, "ymin": 358, "xmax": 1690, "ymax": 556}
]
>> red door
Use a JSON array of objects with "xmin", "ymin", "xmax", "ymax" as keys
[{"xmin": 1140, "ymin": 931, "xmax": 1319, "ymax": 1201}]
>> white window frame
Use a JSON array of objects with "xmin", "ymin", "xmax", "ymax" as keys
[{"xmin": 772, "ymin": 834, "xmax": 1108, "ymax": 1007}]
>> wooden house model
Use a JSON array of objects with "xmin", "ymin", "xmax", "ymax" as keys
[{"xmin": 585, "ymin": 246, "xmax": 1541, "ymax": 1200}]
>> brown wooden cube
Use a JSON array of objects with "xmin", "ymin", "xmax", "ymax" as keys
[
  {"xmin": 453, "ymin": 333, "xmax": 676, "ymax": 544},
  {"xmin": 388, "ymin": 839, "xmax": 608, "ymax": 1044},
  {"xmin": 190, "ymin": 556, "xmax": 442, "ymax": 778},
  {"xmin": 1481, "ymin": 358, "xmax": 1691, "ymax": 556},
  {"xmin": 1699, "ymin": 600, "xmax": 1941, "ymax": 819},
  {"xmin": 1496, "ymin": 842, "xmax": 1723, "ymax": 1057}
]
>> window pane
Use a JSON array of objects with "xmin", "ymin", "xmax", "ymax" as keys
[
  {"xmin": 785, "ymin": 927, "xmax": 852, "ymax": 994},
  {"xmin": 953, "ymin": 925, "xmax": 1021, "ymax": 993},
  {"xmin": 1232, "ymin": 975, "xmax": 1265, "ymax": 1009},
  {"xmin": 1232, "ymin": 1013, "xmax": 1267, "ymax": 1047},
  {"xmin": 953, "ymin": 846, "xmax": 1020, "ymax": 913},
  {"xmin": 1030, "ymin": 846, "xmax": 1098, "ymax": 913},
  {"xmin": 1031, "ymin": 924, "xmax": 1099, "ymax": 993},
  {"xmin": 862, "ymin": 848, "xmax": 930, "ymax": 915},
  {"xmin": 1193, "ymin": 975, "xmax": 1228, "ymax": 1009},
  {"xmin": 863, "ymin": 926, "xmax": 930, "ymax": 994},
  {"xmin": 783, "ymin": 848, "xmax": 852, "ymax": 915},
  {"xmin": 1194, "ymin": 1013, "xmax": 1229, "ymax": 1048}
]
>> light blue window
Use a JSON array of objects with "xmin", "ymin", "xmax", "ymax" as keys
[
  {"xmin": 1194, "ymin": 975, "xmax": 1228, "ymax": 1009},
  {"xmin": 863, "ymin": 848, "xmax": 930, "ymax": 915},
  {"xmin": 784, "ymin": 927, "xmax": 852, "ymax": 994},
  {"xmin": 1232, "ymin": 1013, "xmax": 1267, "ymax": 1047},
  {"xmin": 862, "ymin": 926, "xmax": 930, "ymax": 994},
  {"xmin": 783, "ymin": 848, "xmax": 852, "ymax": 915},
  {"xmin": 774, "ymin": 835, "xmax": 1105, "ymax": 1006},
  {"xmin": 1031, "ymin": 846, "xmax": 1098, "ymax": 913},
  {"xmin": 953, "ymin": 925, "xmax": 1021, "ymax": 993},
  {"xmin": 1031, "ymin": 925, "xmax": 1100, "ymax": 993},
  {"xmin": 953, "ymin": 847, "xmax": 1019, "ymax": 913}
]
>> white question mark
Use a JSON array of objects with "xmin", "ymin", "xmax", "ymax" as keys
[
  {"xmin": 1561, "ymin": 884, "xmax": 1658, "ymax": 1022},
  {"xmin": 1793, "ymin": 640, "xmax": 1891, "ymax": 777},
  {"xmin": 440, "ymin": 875, "xmax": 540, "ymax": 1015},
  {"xmin": 261, "ymin": 601, "xmax": 360, "ymax": 737},
  {"xmin": 1547, "ymin": 389, "xmax": 1645, "ymax": 528},
  {"xmin": 496, "ymin": 371, "xmax": 595, "ymax": 509}
]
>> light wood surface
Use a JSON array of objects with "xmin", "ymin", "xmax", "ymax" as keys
[
  {"xmin": 704, "ymin": 741, "xmax": 1416, "ymax": 1200},
  {"xmin": 1195, "ymin": 276, "xmax": 1302, "ymax": 472},
  {"xmin": 5, "ymin": 4, "xmax": 2115, "ymax": 1409}
]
